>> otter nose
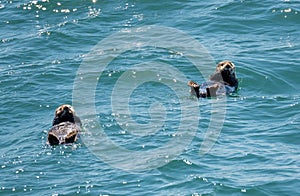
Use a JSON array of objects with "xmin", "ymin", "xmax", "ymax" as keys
[
  {"xmin": 225, "ymin": 64, "xmax": 232, "ymax": 69},
  {"xmin": 61, "ymin": 107, "xmax": 70, "ymax": 116}
]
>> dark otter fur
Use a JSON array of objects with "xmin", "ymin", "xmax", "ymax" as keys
[
  {"xmin": 188, "ymin": 61, "xmax": 238, "ymax": 98},
  {"xmin": 48, "ymin": 104, "xmax": 81, "ymax": 145}
]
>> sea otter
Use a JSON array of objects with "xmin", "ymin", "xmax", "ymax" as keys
[
  {"xmin": 188, "ymin": 61, "xmax": 238, "ymax": 98},
  {"xmin": 47, "ymin": 104, "xmax": 81, "ymax": 145}
]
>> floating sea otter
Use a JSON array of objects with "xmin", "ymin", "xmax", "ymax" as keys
[
  {"xmin": 47, "ymin": 104, "xmax": 81, "ymax": 145},
  {"xmin": 188, "ymin": 61, "xmax": 238, "ymax": 98}
]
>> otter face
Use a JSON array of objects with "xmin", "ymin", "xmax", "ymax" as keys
[
  {"xmin": 52, "ymin": 104, "xmax": 76, "ymax": 126},
  {"xmin": 216, "ymin": 61, "xmax": 236, "ymax": 76},
  {"xmin": 210, "ymin": 61, "xmax": 238, "ymax": 87},
  {"xmin": 55, "ymin": 104, "xmax": 75, "ymax": 117}
]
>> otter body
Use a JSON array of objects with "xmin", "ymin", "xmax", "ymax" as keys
[
  {"xmin": 47, "ymin": 104, "xmax": 81, "ymax": 145},
  {"xmin": 188, "ymin": 61, "xmax": 238, "ymax": 98}
]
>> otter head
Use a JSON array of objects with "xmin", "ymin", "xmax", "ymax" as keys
[
  {"xmin": 210, "ymin": 61, "xmax": 238, "ymax": 87},
  {"xmin": 52, "ymin": 104, "xmax": 76, "ymax": 126}
]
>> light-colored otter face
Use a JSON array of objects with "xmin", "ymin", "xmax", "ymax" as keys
[
  {"xmin": 210, "ymin": 60, "xmax": 238, "ymax": 87},
  {"xmin": 55, "ymin": 104, "xmax": 75, "ymax": 117},
  {"xmin": 216, "ymin": 61, "xmax": 236, "ymax": 76}
]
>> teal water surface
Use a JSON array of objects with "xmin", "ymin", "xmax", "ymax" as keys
[{"xmin": 1, "ymin": 0, "xmax": 300, "ymax": 195}]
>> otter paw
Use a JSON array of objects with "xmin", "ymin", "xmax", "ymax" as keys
[
  {"xmin": 206, "ymin": 84, "xmax": 219, "ymax": 97},
  {"xmin": 65, "ymin": 131, "xmax": 78, "ymax": 143},
  {"xmin": 48, "ymin": 132, "xmax": 59, "ymax": 145}
]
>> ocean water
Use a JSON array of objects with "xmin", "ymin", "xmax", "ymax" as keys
[{"xmin": 1, "ymin": 0, "xmax": 300, "ymax": 195}]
